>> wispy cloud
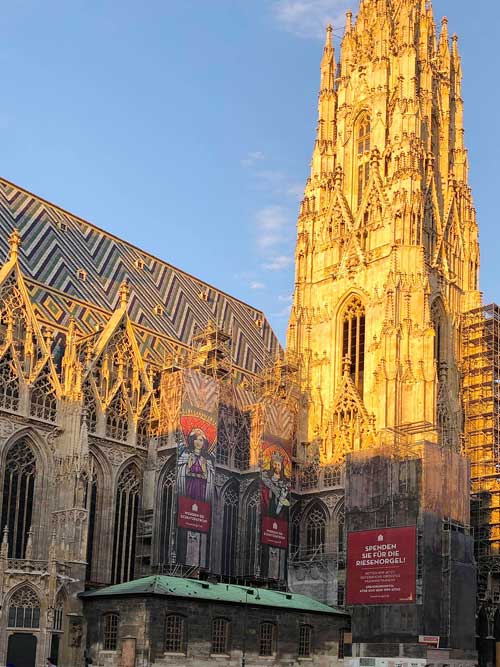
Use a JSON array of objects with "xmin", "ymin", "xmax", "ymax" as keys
[
  {"xmin": 270, "ymin": 303, "xmax": 293, "ymax": 318},
  {"xmin": 241, "ymin": 151, "xmax": 265, "ymax": 167},
  {"xmin": 249, "ymin": 280, "xmax": 266, "ymax": 289},
  {"xmin": 255, "ymin": 205, "xmax": 292, "ymax": 250},
  {"xmin": 262, "ymin": 255, "xmax": 294, "ymax": 271},
  {"xmin": 271, "ymin": 0, "xmax": 349, "ymax": 39}
]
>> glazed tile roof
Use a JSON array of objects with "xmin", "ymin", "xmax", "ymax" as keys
[
  {"xmin": 80, "ymin": 575, "xmax": 345, "ymax": 615},
  {"xmin": 0, "ymin": 177, "xmax": 281, "ymax": 372}
]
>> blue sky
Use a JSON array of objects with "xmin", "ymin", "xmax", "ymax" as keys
[{"xmin": 0, "ymin": 1, "xmax": 497, "ymax": 343}]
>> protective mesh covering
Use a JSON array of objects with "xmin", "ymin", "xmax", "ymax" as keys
[{"xmin": 422, "ymin": 443, "xmax": 470, "ymax": 525}]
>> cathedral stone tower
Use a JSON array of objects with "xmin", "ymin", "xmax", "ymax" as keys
[
  {"xmin": 287, "ymin": 0, "xmax": 481, "ymax": 460},
  {"xmin": 287, "ymin": 1, "xmax": 480, "ymax": 655}
]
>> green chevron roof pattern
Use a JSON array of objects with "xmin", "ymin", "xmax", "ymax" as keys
[{"xmin": 0, "ymin": 177, "xmax": 281, "ymax": 372}]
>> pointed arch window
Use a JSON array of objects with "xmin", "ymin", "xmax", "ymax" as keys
[
  {"xmin": 290, "ymin": 509, "xmax": 301, "ymax": 555},
  {"xmin": 1, "ymin": 439, "xmax": 37, "ymax": 558},
  {"xmin": 136, "ymin": 400, "xmax": 151, "ymax": 449},
  {"xmin": 243, "ymin": 486, "xmax": 260, "ymax": 576},
  {"xmin": 216, "ymin": 403, "xmax": 231, "ymax": 466},
  {"xmin": 342, "ymin": 297, "xmax": 366, "ymax": 395},
  {"xmin": 53, "ymin": 593, "xmax": 64, "ymax": 632},
  {"xmin": 305, "ymin": 504, "xmax": 327, "ymax": 556},
  {"xmin": 356, "ymin": 114, "xmax": 371, "ymax": 207},
  {"xmin": 337, "ymin": 511, "xmax": 345, "ymax": 554},
  {"xmin": 158, "ymin": 461, "xmax": 175, "ymax": 569},
  {"xmin": 30, "ymin": 368, "xmax": 57, "ymax": 421},
  {"xmin": 0, "ymin": 351, "xmax": 19, "ymax": 411},
  {"xmin": 111, "ymin": 463, "xmax": 141, "ymax": 584},
  {"xmin": 324, "ymin": 465, "xmax": 342, "ymax": 487},
  {"xmin": 221, "ymin": 483, "xmax": 239, "ymax": 576},
  {"xmin": 106, "ymin": 390, "xmax": 129, "ymax": 442},
  {"xmin": 8, "ymin": 586, "xmax": 40, "ymax": 628},
  {"xmin": 83, "ymin": 457, "xmax": 100, "ymax": 583},
  {"xmin": 217, "ymin": 404, "xmax": 251, "ymax": 469}
]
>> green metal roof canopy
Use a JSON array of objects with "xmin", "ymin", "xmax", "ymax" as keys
[{"xmin": 81, "ymin": 575, "xmax": 345, "ymax": 616}]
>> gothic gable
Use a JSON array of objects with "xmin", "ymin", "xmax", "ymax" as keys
[
  {"xmin": 322, "ymin": 361, "xmax": 375, "ymax": 464},
  {"xmin": 0, "ymin": 233, "xmax": 61, "ymax": 403}
]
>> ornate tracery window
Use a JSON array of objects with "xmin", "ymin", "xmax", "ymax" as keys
[
  {"xmin": 158, "ymin": 462, "xmax": 175, "ymax": 568},
  {"xmin": 337, "ymin": 510, "xmax": 345, "ymax": 553},
  {"xmin": 136, "ymin": 400, "xmax": 151, "ymax": 449},
  {"xmin": 242, "ymin": 485, "xmax": 260, "ymax": 576},
  {"xmin": 216, "ymin": 404, "xmax": 251, "ymax": 469},
  {"xmin": 1, "ymin": 439, "xmax": 37, "ymax": 558},
  {"xmin": 305, "ymin": 504, "xmax": 327, "ymax": 556},
  {"xmin": 324, "ymin": 465, "xmax": 342, "ymax": 487},
  {"xmin": 83, "ymin": 457, "xmax": 99, "ymax": 583},
  {"xmin": 106, "ymin": 390, "xmax": 129, "ymax": 442},
  {"xmin": 30, "ymin": 368, "xmax": 57, "ymax": 421},
  {"xmin": 111, "ymin": 463, "xmax": 141, "ymax": 584},
  {"xmin": 221, "ymin": 483, "xmax": 239, "ymax": 576},
  {"xmin": 216, "ymin": 404, "xmax": 231, "ymax": 465},
  {"xmin": 8, "ymin": 586, "xmax": 40, "ymax": 628},
  {"xmin": 342, "ymin": 297, "xmax": 366, "ymax": 394},
  {"xmin": 0, "ymin": 351, "xmax": 19, "ymax": 411},
  {"xmin": 356, "ymin": 114, "xmax": 371, "ymax": 206},
  {"xmin": 290, "ymin": 509, "xmax": 301, "ymax": 554}
]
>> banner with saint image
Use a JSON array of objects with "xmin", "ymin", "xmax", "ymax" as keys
[
  {"xmin": 260, "ymin": 437, "xmax": 292, "ymax": 548},
  {"xmin": 176, "ymin": 369, "xmax": 219, "ymax": 547},
  {"xmin": 177, "ymin": 412, "xmax": 217, "ymax": 532}
]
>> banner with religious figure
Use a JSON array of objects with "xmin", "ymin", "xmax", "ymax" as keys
[
  {"xmin": 177, "ymin": 413, "xmax": 217, "ymax": 532},
  {"xmin": 260, "ymin": 437, "xmax": 292, "ymax": 548},
  {"xmin": 175, "ymin": 369, "xmax": 219, "ymax": 567}
]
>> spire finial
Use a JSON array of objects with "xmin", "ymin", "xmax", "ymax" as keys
[
  {"xmin": 325, "ymin": 23, "xmax": 333, "ymax": 47},
  {"xmin": 345, "ymin": 10, "xmax": 352, "ymax": 32},
  {"xmin": 8, "ymin": 229, "xmax": 21, "ymax": 261},
  {"xmin": 119, "ymin": 279, "xmax": 129, "ymax": 307}
]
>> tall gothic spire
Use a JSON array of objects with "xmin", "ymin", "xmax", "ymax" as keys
[
  {"xmin": 288, "ymin": 0, "xmax": 480, "ymax": 457},
  {"xmin": 310, "ymin": 24, "xmax": 337, "ymax": 181}
]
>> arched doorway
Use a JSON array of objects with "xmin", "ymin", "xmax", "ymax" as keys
[{"xmin": 6, "ymin": 633, "xmax": 37, "ymax": 667}]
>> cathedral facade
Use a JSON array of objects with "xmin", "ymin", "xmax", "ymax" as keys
[
  {"xmin": 0, "ymin": 0, "xmax": 491, "ymax": 665},
  {"xmin": 0, "ymin": 179, "xmax": 294, "ymax": 667}
]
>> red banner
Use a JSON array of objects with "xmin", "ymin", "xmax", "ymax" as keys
[
  {"xmin": 177, "ymin": 496, "xmax": 211, "ymax": 533},
  {"xmin": 346, "ymin": 526, "xmax": 416, "ymax": 605},
  {"xmin": 262, "ymin": 515, "xmax": 288, "ymax": 548}
]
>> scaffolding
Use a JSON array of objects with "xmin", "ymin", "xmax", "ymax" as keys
[
  {"xmin": 252, "ymin": 350, "xmax": 300, "ymax": 408},
  {"xmin": 186, "ymin": 320, "xmax": 233, "ymax": 380},
  {"xmin": 462, "ymin": 303, "xmax": 500, "ymax": 595}
]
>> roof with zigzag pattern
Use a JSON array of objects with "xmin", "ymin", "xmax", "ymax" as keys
[{"xmin": 0, "ymin": 177, "xmax": 281, "ymax": 372}]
